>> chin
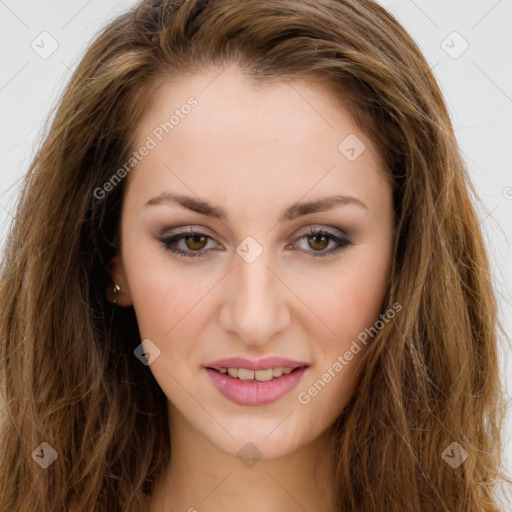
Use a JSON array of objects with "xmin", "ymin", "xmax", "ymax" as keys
[{"xmin": 202, "ymin": 419, "xmax": 313, "ymax": 460}]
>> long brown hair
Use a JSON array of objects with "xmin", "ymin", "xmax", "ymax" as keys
[{"xmin": 1, "ymin": 0, "xmax": 510, "ymax": 510}]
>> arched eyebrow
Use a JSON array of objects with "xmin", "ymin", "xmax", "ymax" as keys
[{"xmin": 143, "ymin": 192, "xmax": 367, "ymax": 222}]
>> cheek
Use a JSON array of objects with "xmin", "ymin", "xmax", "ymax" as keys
[
  {"xmin": 305, "ymin": 251, "xmax": 391, "ymax": 344},
  {"xmin": 337, "ymin": 258, "xmax": 389, "ymax": 331},
  {"xmin": 121, "ymin": 230, "xmax": 213, "ymax": 339},
  {"xmin": 295, "ymin": 240, "xmax": 391, "ymax": 411},
  {"xmin": 128, "ymin": 265, "xmax": 209, "ymax": 342},
  {"xmin": 295, "ymin": 262, "xmax": 389, "ymax": 426}
]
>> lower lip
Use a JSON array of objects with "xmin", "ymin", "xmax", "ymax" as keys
[{"xmin": 205, "ymin": 367, "xmax": 309, "ymax": 406}]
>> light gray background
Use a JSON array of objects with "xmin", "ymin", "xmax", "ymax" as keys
[{"xmin": 1, "ymin": 0, "xmax": 511, "ymax": 487}]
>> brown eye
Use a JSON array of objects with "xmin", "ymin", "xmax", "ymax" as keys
[
  {"xmin": 158, "ymin": 227, "xmax": 352, "ymax": 260},
  {"xmin": 307, "ymin": 233, "xmax": 330, "ymax": 251},
  {"xmin": 293, "ymin": 228, "xmax": 353, "ymax": 259},
  {"xmin": 158, "ymin": 228, "xmax": 217, "ymax": 259},
  {"xmin": 183, "ymin": 233, "xmax": 208, "ymax": 251}
]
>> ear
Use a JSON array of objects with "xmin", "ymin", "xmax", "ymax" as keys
[{"xmin": 106, "ymin": 255, "xmax": 133, "ymax": 307}]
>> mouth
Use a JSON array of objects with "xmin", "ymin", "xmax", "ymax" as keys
[
  {"xmin": 205, "ymin": 365, "xmax": 308, "ymax": 382},
  {"xmin": 204, "ymin": 364, "xmax": 310, "ymax": 406}
]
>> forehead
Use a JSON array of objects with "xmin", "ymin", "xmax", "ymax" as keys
[
  {"xmin": 125, "ymin": 66, "xmax": 388, "ymax": 214},
  {"xmin": 137, "ymin": 67, "xmax": 359, "ymax": 144}
]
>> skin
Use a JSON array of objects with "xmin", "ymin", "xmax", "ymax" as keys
[{"xmin": 110, "ymin": 65, "xmax": 394, "ymax": 512}]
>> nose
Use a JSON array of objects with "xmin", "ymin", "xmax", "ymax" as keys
[{"xmin": 218, "ymin": 248, "xmax": 291, "ymax": 346}]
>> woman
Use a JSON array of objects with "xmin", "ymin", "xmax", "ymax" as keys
[{"xmin": 0, "ymin": 0, "xmax": 510, "ymax": 510}]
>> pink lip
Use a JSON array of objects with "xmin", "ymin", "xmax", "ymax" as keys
[
  {"xmin": 204, "ymin": 356, "xmax": 309, "ymax": 371},
  {"xmin": 205, "ymin": 367, "xmax": 308, "ymax": 406}
]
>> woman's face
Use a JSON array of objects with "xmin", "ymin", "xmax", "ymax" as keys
[{"xmin": 111, "ymin": 66, "xmax": 394, "ymax": 459}]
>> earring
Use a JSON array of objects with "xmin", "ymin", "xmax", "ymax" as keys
[{"xmin": 113, "ymin": 283, "xmax": 121, "ymax": 305}]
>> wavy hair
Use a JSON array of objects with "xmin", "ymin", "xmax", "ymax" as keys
[{"xmin": 1, "ymin": 0, "xmax": 510, "ymax": 510}]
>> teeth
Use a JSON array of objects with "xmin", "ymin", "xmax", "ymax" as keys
[
  {"xmin": 273, "ymin": 367, "xmax": 284, "ymax": 377},
  {"xmin": 254, "ymin": 369, "xmax": 274, "ymax": 382},
  {"xmin": 218, "ymin": 366, "xmax": 300, "ymax": 381},
  {"xmin": 238, "ymin": 368, "xmax": 255, "ymax": 380},
  {"xmin": 227, "ymin": 368, "xmax": 238, "ymax": 378}
]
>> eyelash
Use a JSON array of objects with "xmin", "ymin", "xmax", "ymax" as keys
[{"xmin": 157, "ymin": 227, "xmax": 353, "ymax": 259}]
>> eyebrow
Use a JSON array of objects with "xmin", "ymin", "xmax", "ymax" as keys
[{"xmin": 143, "ymin": 192, "xmax": 367, "ymax": 222}]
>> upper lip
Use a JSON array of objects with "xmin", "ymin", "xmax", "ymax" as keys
[{"xmin": 204, "ymin": 356, "xmax": 310, "ymax": 371}]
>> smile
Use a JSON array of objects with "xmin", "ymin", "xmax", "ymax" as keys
[
  {"xmin": 212, "ymin": 366, "xmax": 296, "ymax": 381},
  {"xmin": 205, "ymin": 366, "xmax": 309, "ymax": 406}
]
